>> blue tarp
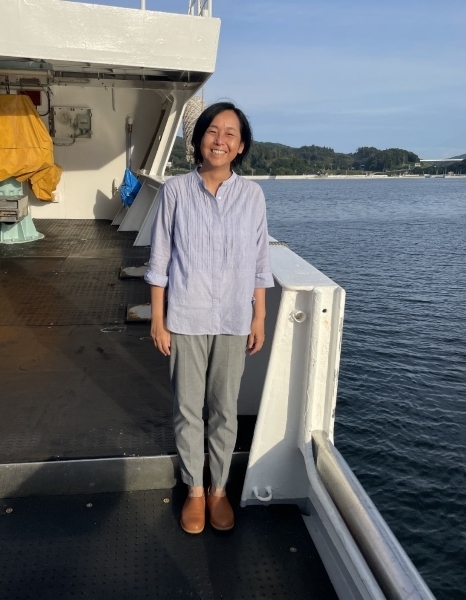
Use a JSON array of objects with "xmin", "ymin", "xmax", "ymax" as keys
[{"xmin": 120, "ymin": 168, "xmax": 141, "ymax": 207}]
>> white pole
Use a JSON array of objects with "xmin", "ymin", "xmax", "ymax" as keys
[{"xmin": 140, "ymin": 0, "xmax": 145, "ymax": 9}]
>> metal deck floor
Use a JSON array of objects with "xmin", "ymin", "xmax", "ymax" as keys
[
  {"xmin": 0, "ymin": 219, "xmax": 337, "ymax": 599},
  {"xmin": 0, "ymin": 220, "xmax": 256, "ymax": 462},
  {"xmin": 0, "ymin": 485, "xmax": 337, "ymax": 600},
  {"xmin": 0, "ymin": 220, "xmax": 175, "ymax": 462}
]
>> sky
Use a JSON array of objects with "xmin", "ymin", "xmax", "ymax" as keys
[{"xmin": 71, "ymin": 0, "xmax": 466, "ymax": 158}]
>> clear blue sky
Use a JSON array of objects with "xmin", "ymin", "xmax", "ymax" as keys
[{"xmin": 71, "ymin": 0, "xmax": 466, "ymax": 157}]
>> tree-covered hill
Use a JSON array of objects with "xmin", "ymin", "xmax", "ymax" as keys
[{"xmin": 169, "ymin": 136, "xmax": 422, "ymax": 175}]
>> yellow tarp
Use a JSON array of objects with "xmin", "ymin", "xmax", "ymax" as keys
[{"xmin": 0, "ymin": 95, "xmax": 62, "ymax": 201}]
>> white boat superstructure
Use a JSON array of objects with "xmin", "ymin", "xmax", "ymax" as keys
[
  {"xmin": 0, "ymin": 2, "xmax": 435, "ymax": 599},
  {"xmin": 1, "ymin": 0, "xmax": 219, "ymax": 224}
]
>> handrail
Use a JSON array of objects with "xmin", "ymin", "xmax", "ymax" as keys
[
  {"xmin": 312, "ymin": 431, "xmax": 436, "ymax": 600},
  {"xmin": 188, "ymin": 0, "xmax": 212, "ymax": 16},
  {"xmin": 59, "ymin": 0, "xmax": 211, "ymax": 15}
]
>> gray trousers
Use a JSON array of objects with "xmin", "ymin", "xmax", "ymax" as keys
[{"xmin": 169, "ymin": 334, "xmax": 247, "ymax": 488}]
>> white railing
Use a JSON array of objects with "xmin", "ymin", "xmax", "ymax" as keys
[
  {"xmin": 188, "ymin": 0, "xmax": 212, "ymax": 16},
  {"xmin": 311, "ymin": 431, "xmax": 436, "ymax": 600},
  {"xmin": 58, "ymin": 0, "xmax": 211, "ymax": 15}
]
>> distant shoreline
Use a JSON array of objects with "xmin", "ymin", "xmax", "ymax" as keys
[{"xmin": 244, "ymin": 174, "xmax": 466, "ymax": 180}]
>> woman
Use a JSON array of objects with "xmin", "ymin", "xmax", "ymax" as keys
[{"xmin": 145, "ymin": 101, "xmax": 274, "ymax": 534}]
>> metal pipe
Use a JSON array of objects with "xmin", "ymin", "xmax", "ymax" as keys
[
  {"xmin": 140, "ymin": 0, "xmax": 145, "ymax": 9},
  {"xmin": 312, "ymin": 431, "xmax": 435, "ymax": 600},
  {"xmin": 188, "ymin": 0, "xmax": 212, "ymax": 16}
]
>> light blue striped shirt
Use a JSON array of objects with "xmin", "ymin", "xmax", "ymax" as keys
[{"xmin": 144, "ymin": 169, "xmax": 274, "ymax": 335}]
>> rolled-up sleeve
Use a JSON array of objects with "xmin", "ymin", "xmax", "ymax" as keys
[
  {"xmin": 255, "ymin": 191, "xmax": 274, "ymax": 289},
  {"xmin": 144, "ymin": 184, "xmax": 175, "ymax": 287}
]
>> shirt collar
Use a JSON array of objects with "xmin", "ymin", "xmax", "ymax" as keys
[{"xmin": 193, "ymin": 168, "xmax": 239, "ymax": 189}]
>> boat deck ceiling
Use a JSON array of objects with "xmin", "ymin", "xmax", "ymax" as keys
[
  {"xmin": 0, "ymin": 220, "xmax": 255, "ymax": 463},
  {"xmin": 0, "ymin": 480, "xmax": 337, "ymax": 600},
  {"xmin": 0, "ymin": 56, "xmax": 208, "ymax": 89}
]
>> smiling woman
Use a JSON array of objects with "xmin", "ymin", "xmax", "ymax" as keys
[
  {"xmin": 0, "ymin": 1, "xmax": 443, "ymax": 597},
  {"xmin": 145, "ymin": 101, "xmax": 274, "ymax": 534}
]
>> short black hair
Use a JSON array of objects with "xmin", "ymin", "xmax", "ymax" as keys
[{"xmin": 191, "ymin": 101, "xmax": 252, "ymax": 167}]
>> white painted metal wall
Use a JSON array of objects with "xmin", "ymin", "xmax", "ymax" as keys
[
  {"xmin": 29, "ymin": 87, "xmax": 166, "ymax": 220},
  {"xmin": 0, "ymin": 0, "xmax": 220, "ymax": 75},
  {"xmin": 241, "ymin": 244, "xmax": 345, "ymax": 504}
]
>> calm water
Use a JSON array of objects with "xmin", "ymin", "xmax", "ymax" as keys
[{"xmin": 260, "ymin": 178, "xmax": 466, "ymax": 600}]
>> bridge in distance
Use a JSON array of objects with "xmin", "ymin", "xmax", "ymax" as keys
[{"xmin": 419, "ymin": 158, "xmax": 464, "ymax": 163}]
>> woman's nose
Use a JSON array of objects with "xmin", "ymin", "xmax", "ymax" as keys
[{"xmin": 214, "ymin": 132, "xmax": 224, "ymax": 144}]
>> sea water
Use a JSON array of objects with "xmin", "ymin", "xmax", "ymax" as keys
[{"xmin": 260, "ymin": 177, "xmax": 466, "ymax": 600}]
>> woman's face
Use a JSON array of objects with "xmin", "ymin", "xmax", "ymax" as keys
[{"xmin": 199, "ymin": 110, "xmax": 245, "ymax": 171}]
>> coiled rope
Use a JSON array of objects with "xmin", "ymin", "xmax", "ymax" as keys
[{"xmin": 182, "ymin": 95, "xmax": 206, "ymax": 164}]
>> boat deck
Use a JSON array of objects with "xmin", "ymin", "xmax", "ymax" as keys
[
  {"xmin": 0, "ymin": 482, "xmax": 336, "ymax": 600},
  {"xmin": 0, "ymin": 220, "xmax": 176, "ymax": 462},
  {"xmin": 0, "ymin": 219, "xmax": 336, "ymax": 599}
]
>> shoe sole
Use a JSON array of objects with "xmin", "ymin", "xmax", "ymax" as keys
[
  {"xmin": 210, "ymin": 521, "xmax": 234, "ymax": 531},
  {"xmin": 180, "ymin": 521, "xmax": 204, "ymax": 534}
]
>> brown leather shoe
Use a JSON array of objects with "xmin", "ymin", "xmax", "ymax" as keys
[
  {"xmin": 180, "ymin": 495, "xmax": 205, "ymax": 534},
  {"xmin": 206, "ymin": 493, "xmax": 234, "ymax": 531}
]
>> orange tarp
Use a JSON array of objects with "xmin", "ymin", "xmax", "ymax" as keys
[{"xmin": 0, "ymin": 95, "xmax": 62, "ymax": 201}]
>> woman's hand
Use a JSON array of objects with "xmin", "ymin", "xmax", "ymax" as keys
[
  {"xmin": 150, "ymin": 285, "xmax": 170, "ymax": 356},
  {"xmin": 248, "ymin": 316, "xmax": 265, "ymax": 355},
  {"xmin": 248, "ymin": 288, "xmax": 266, "ymax": 355},
  {"xmin": 151, "ymin": 319, "xmax": 171, "ymax": 356}
]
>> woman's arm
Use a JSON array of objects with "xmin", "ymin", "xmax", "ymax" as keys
[
  {"xmin": 150, "ymin": 285, "xmax": 171, "ymax": 356},
  {"xmin": 248, "ymin": 287, "xmax": 266, "ymax": 355}
]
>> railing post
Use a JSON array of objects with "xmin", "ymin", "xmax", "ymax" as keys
[
  {"xmin": 240, "ymin": 247, "xmax": 346, "ymax": 507},
  {"xmin": 188, "ymin": 0, "xmax": 212, "ymax": 16}
]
